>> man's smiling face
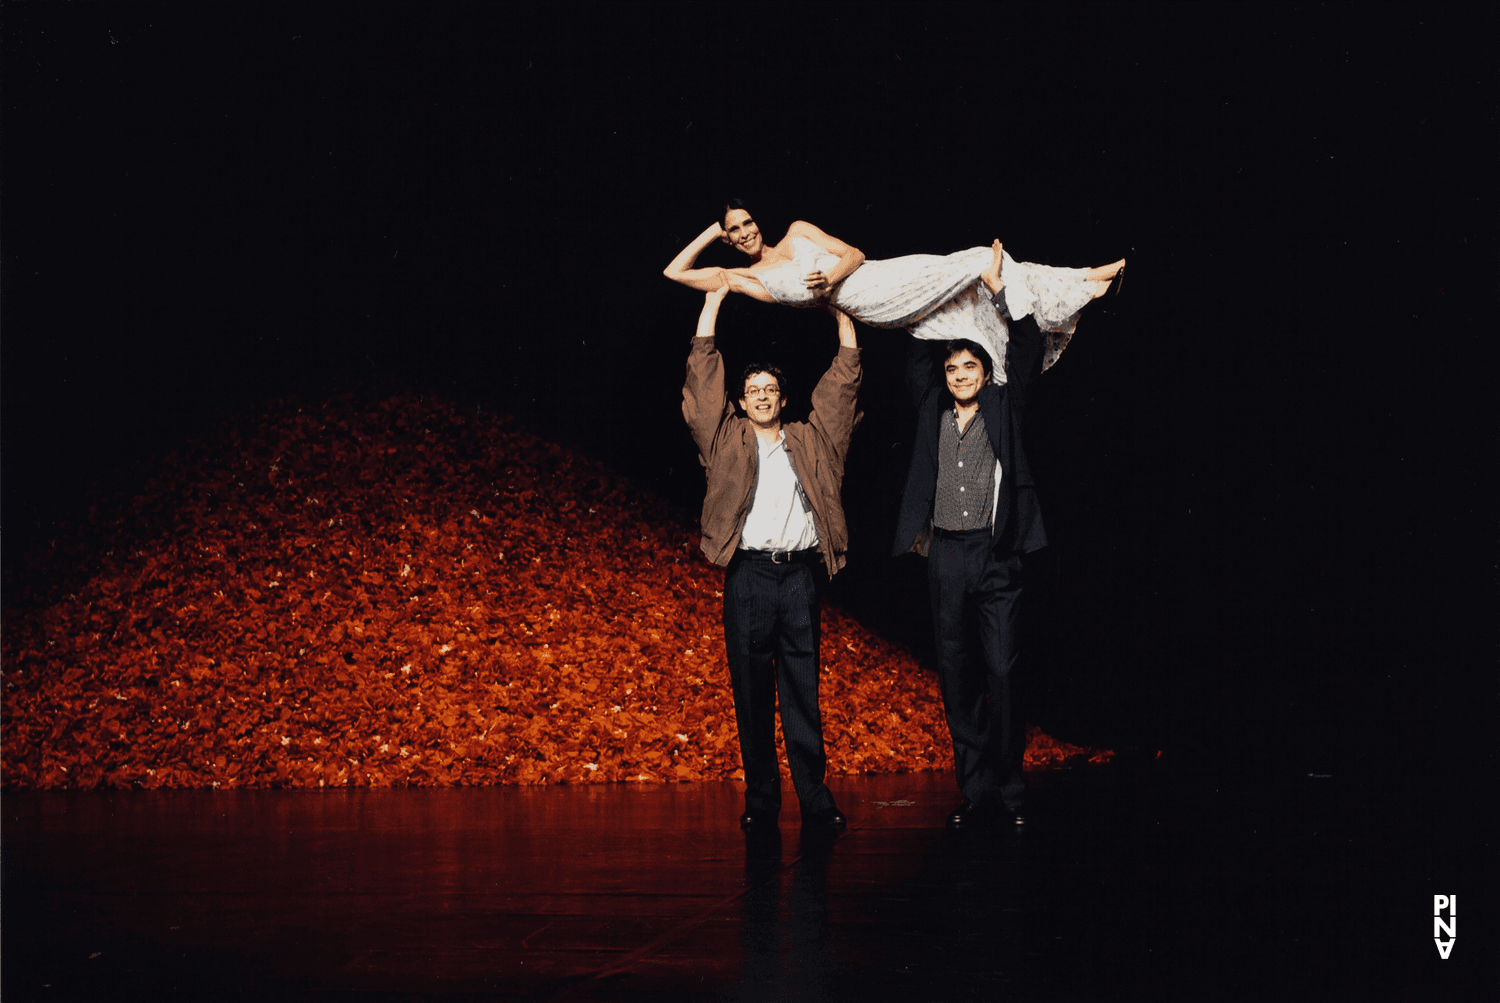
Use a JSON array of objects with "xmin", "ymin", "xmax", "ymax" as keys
[
  {"xmin": 740, "ymin": 371, "xmax": 785, "ymax": 429},
  {"xmin": 944, "ymin": 348, "xmax": 990, "ymax": 405}
]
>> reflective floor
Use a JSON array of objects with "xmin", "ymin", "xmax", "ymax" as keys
[{"xmin": 2, "ymin": 761, "xmax": 1484, "ymax": 1001}]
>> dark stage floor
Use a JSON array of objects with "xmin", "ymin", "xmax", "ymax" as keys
[{"xmin": 2, "ymin": 761, "xmax": 1484, "ymax": 1002}]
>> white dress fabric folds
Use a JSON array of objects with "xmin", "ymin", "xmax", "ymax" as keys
[{"xmin": 753, "ymin": 236, "xmax": 1106, "ymax": 379}]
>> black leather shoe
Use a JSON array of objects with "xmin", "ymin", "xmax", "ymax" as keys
[
  {"xmin": 801, "ymin": 805, "xmax": 847, "ymax": 830},
  {"xmin": 946, "ymin": 799, "xmax": 983, "ymax": 829},
  {"xmin": 995, "ymin": 806, "xmax": 1027, "ymax": 828},
  {"xmin": 739, "ymin": 809, "xmax": 779, "ymax": 830},
  {"xmin": 948, "ymin": 799, "xmax": 1026, "ymax": 829},
  {"xmin": 954, "ymin": 797, "xmax": 1026, "ymax": 827}
]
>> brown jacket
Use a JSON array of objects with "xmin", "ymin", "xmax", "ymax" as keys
[{"xmin": 682, "ymin": 336, "xmax": 862, "ymax": 578}]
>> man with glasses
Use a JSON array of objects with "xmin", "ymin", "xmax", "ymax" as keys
[{"xmin": 682, "ymin": 282, "xmax": 861, "ymax": 832}]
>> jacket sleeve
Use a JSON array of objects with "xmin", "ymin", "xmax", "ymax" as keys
[
  {"xmin": 682, "ymin": 336, "xmax": 734, "ymax": 462},
  {"xmin": 1003, "ymin": 317, "xmax": 1046, "ymax": 428},
  {"xmin": 905, "ymin": 339, "xmax": 942, "ymax": 413},
  {"xmin": 805, "ymin": 345, "xmax": 863, "ymax": 461}
]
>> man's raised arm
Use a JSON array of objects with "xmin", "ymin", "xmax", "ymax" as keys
[
  {"xmin": 682, "ymin": 283, "xmax": 734, "ymax": 461},
  {"xmin": 977, "ymin": 238, "xmax": 1042, "ymax": 418},
  {"xmin": 806, "ymin": 307, "xmax": 863, "ymax": 461},
  {"xmin": 905, "ymin": 339, "xmax": 941, "ymax": 412}
]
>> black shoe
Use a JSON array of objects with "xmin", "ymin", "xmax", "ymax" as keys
[
  {"xmin": 739, "ymin": 809, "xmax": 779, "ymax": 830},
  {"xmin": 946, "ymin": 799, "xmax": 984, "ymax": 829},
  {"xmin": 995, "ymin": 806, "xmax": 1027, "ymax": 828},
  {"xmin": 947, "ymin": 799, "xmax": 1026, "ymax": 830},
  {"xmin": 801, "ymin": 805, "xmax": 847, "ymax": 831},
  {"xmin": 1110, "ymin": 261, "xmax": 1126, "ymax": 296}
]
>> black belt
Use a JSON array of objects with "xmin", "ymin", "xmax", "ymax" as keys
[
  {"xmin": 931, "ymin": 525, "xmax": 992, "ymax": 541},
  {"xmin": 734, "ymin": 547, "xmax": 821, "ymax": 565}
]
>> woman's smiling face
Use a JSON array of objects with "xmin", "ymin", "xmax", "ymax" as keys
[{"xmin": 721, "ymin": 208, "xmax": 764, "ymax": 256}]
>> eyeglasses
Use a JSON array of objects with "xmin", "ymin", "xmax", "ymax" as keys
[{"xmin": 744, "ymin": 386, "xmax": 781, "ymax": 399}]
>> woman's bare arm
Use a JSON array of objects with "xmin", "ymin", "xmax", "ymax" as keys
[
  {"xmin": 663, "ymin": 222, "xmax": 775, "ymax": 302},
  {"xmin": 786, "ymin": 219, "xmax": 866, "ymax": 294},
  {"xmin": 663, "ymin": 221, "xmax": 731, "ymax": 291}
]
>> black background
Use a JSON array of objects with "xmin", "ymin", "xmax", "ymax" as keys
[{"xmin": 3, "ymin": 0, "xmax": 1494, "ymax": 928}]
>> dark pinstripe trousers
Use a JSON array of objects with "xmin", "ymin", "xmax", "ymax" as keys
[
  {"xmin": 723, "ymin": 553, "xmax": 836, "ymax": 816},
  {"xmin": 928, "ymin": 529, "xmax": 1027, "ymax": 812}
]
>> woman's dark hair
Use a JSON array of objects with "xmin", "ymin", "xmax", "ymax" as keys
[
  {"xmin": 944, "ymin": 339, "xmax": 993, "ymax": 380},
  {"xmin": 721, "ymin": 197, "xmax": 753, "ymax": 228}
]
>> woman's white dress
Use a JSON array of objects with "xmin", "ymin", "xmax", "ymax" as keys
[{"xmin": 752, "ymin": 236, "xmax": 1108, "ymax": 379}]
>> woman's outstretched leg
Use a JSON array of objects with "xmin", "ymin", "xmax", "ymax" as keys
[{"xmin": 1083, "ymin": 258, "xmax": 1126, "ymax": 299}]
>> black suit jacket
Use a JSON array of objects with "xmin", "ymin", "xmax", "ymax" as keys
[{"xmin": 890, "ymin": 319, "xmax": 1049, "ymax": 558}]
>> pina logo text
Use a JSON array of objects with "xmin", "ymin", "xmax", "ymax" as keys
[{"xmin": 1433, "ymin": 895, "xmax": 1456, "ymax": 959}]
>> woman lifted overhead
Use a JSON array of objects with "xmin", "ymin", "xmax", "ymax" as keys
[{"xmin": 664, "ymin": 199, "xmax": 1125, "ymax": 376}]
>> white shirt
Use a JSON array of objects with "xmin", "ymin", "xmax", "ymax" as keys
[{"xmin": 739, "ymin": 430, "xmax": 821, "ymax": 552}]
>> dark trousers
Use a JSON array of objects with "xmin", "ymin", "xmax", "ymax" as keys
[
  {"xmin": 928, "ymin": 528, "xmax": 1026, "ymax": 812},
  {"xmin": 723, "ymin": 552, "xmax": 835, "ymax": 816}
]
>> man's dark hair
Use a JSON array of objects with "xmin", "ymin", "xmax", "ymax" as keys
[
  {"xmin": 721, "ymin": 197, "xmax": 753, "ymax": 227},
  {"xmin": 740, "ymin": 362, "xmax": 787, "ymax": 397},
  {"xmin": 943, "ymin": 339, "xmax": 993, "ymax": 381}
]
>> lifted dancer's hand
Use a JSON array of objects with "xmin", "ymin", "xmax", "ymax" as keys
[{"xmin": 981, "ymin": 239, "xmax": 1005, "ymax": 296}]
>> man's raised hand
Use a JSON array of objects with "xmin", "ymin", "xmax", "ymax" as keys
[
  {"xmin": 696, "ymin": 277, "xmax": 730, "ymax": 338},
  {"xmin": 981, "ymin": 239, "xmax": 1005, "ymax": 295},
  {"xmin": 827, "ymin": 305, "xmax": 857, "ymax": 348}
]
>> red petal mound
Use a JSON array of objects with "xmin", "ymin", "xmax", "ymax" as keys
[{"xmin": 2, "ymin": 393, "xmax": 1112, "ymax": 789}]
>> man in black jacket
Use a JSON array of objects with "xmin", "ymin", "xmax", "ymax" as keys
[{"xmin": 892, "ymin": 240, "xmax": 1049, "ymax": 829}]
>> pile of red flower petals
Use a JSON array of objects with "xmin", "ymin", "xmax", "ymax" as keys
[{"xmin": 2, "ymin": 392, "xmax": 1112, "ymax": 790}]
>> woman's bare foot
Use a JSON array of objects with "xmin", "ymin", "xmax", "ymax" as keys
[{"xmin": 1084, "ymin": 258, "xmax": 1126, "ymax": 299}]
